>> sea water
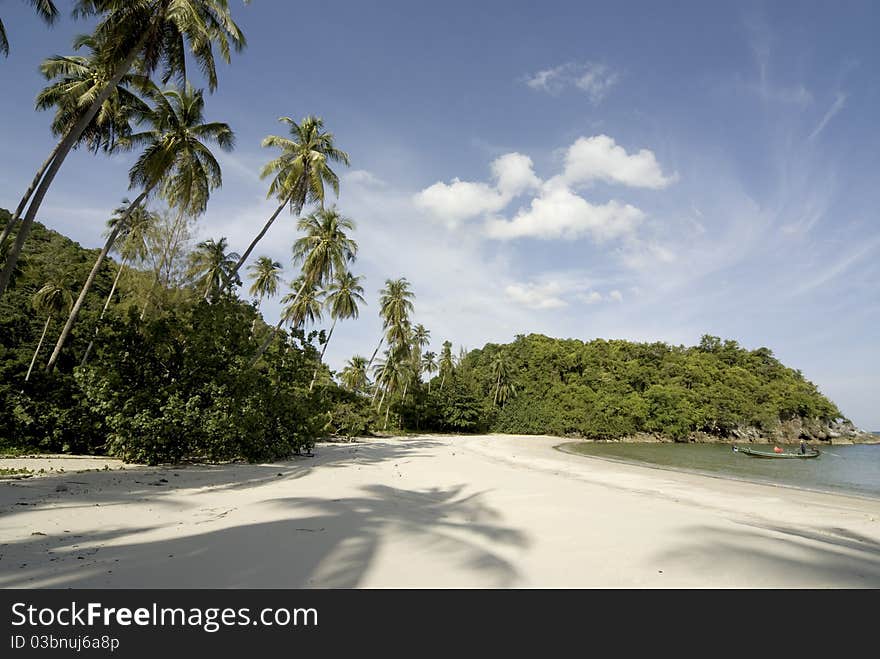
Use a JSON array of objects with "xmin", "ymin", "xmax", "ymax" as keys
[{"xmin": 561, "ymin": 442, "xmax": 880, "ymax": 499}]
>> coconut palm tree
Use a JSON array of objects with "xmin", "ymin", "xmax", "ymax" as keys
[
  {"xmin": 438, "ymin": 340, "xmax": 454, "ymax": 389},
  {"xmin": 410, "ymin": 323, "xmax": 430, "ymax": 380},
  {"xmin": 373, "ymin": 348, "xmax": 414, "ymax": 429},
  {"xmin": 80, "ymin": 199, "xmax": 157, "ymax": 365},
  {"xmin": 368, "ymin": 277, "xmax": 415, "ymax": 369},
  {"xmin": 310, "ymin": 271, "xmax": 365, "ymax": 391},
  {"xmin": 279, "ymin": 278, "xmax": 323, "ymax": 330},
  {"xmin": 491, "ymin": 351, "xmax": 516, "ymax": 407},
  {"xmin": 0, "ymin": 0, "xmax": 58, "ymax": 57},
  {"xmin": 422, "ymin": 350, "xmax": 437, "ymax": 392},
  {"xmin": 26, "ymin": 280, "xmax": 71, "ymax": 382},
  {"xmin": 0, "ymin": 34, "xmax": 150, "ymax": 259},
  {"xmin": 0, "ymin": 0, "xmax": 247, "ymax": 299},
  {"xmin": 340, "ymin": 355, "xmax": 369, "ymax": 393},
  {"xmin": 187, "ymin": 237, "xmax": 241, "ymax": 300},
  {"xmin": 45, "ymin": 82, "xmax": 234, "ymax": 372},
  {"xmin": 247, "ymin": 256, "xmax": 282, "ymax": 308},
  {"xmin": 249, "ymin": 207, "xmax": 357, "ymax": 367},
  {"xmin": 229, "ymin": 116, "xmax": 350, "ymax": 279}
]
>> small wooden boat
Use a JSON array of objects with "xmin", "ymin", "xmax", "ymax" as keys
[{"xmin": 733, "ymin": 446, "xmax": 820, "ymax": 459}]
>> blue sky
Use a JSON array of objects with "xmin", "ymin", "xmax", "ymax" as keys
[{"xmin": 1, "ymin": 1, "xmax": 878, "ymax": 428}]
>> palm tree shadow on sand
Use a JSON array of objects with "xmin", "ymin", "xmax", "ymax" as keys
[{"xmin": 1, "ymin": 480, "xmax": 530, "ymax": 588}]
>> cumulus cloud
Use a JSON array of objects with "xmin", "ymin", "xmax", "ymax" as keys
[
  {"xmin": 524, "ymin": 62, "xmax": 619, "ymax": 104},
  {"xmin": 416, "ymin": 134, "xmax": 675, "ymax": 243},
  {"xmin": 413, "ymin": 152, "xmax": 539, "ymax": 225},
  {"xmin": 485, "ymin": 187, "xmax": 644, "ymax": 241},
  {"xmin": 504, "ymin": 281, "xmax": 568, "ymax": 310},
  {"xmin": 562, "ymin": 135, "xmax": 677, "ymax": 189}
]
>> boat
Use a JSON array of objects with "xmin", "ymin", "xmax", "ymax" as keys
[{"xmin": 733, "ymin": 446, "xmax": 820, "ymax": 459}]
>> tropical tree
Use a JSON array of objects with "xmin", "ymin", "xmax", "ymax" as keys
[
  {"xmin": 0, "ymin": 0, "xmax": 247, "ymax": 299},
  {"xmin": 0, "ymin": 0, "xmax": 58, "ymax": 57},
  {"xmin": 368, "ymin": 277, "xmax": 414, "ymax": 369},
  {"xmin": 1, "ymin": 33, "xmax": 149, "ymax": 259},
  {"xmin": 187, "ymin": 237, "xmax": 241, "ymax": 300},
  {"xmin": 310, "ymin": 271, "xmax": 365, "ymax": 391},
  {"xmin": 279, "ymin": 277, "xmax": 323, "ymax": 329},
  {"xmin": 372, "ymin": 350, "xmax": 412, "ymax": 430},
  {"xmin": 491, "ymin": 351, "xmax": 516, "ymax": 407},
  {"xmin": 45, "ymin": 82, "xmax": 234, "ymax": 372},
  {"xmin": 249, "ymin": 207, "xmax": 357, "ymax": 366},
  {"xmin": 81, "ymin": 199, "xmax": 157, "ymax": 365},
  {"xmin": 26, "ymin": 280, "xmax": 71, "ymax": 382},
  {"xmin": 247, "ymin": 256, "xmax": 282, "ymax": 308},
  {"xmin": 340, "ymin": 355, "xmax": 369, "ymax": 393},
  {"xmin": 422, "ymin": 350, "xmax": 437, "ymax": 392},
  {"xmin": 438, "ymin": 340, "xmax": 454, "ymax": 389},
  {"xmin": 410, "ymin": 323, "xmax": 430, "ymax": 382},
  {"xmin": 230, "ymin": 115, "xmax": 350, "ymax": 279}
]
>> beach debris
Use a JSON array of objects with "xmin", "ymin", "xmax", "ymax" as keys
[{"xmin": 31, "ymin": 531, "xmax": 46, "ymax": 536}]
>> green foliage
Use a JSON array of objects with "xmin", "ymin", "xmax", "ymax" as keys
[{"xmin": 418, "ymin": 333, "xmax": 842, "ymax": 440}]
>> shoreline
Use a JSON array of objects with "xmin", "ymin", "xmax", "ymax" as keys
[
  {"xmin": 1, "ymin": 434, "xmax": 878, "ymax": 588},
  {"xmin": 553, "ymin": 441, "xmax": 880, "ymax": 503}
]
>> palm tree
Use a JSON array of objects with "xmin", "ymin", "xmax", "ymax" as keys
[
  {"xmin": 45, "ymin": 82, "xmax": 234, "ymax": 372},
  {"xmin": 1, "ymin": 33, "xmax": 150, "ymax": 261},
  {"xmin": 0, "ymin": 0, "xmax": 247, "ymax": 299},
  {"xmin": 340, "ymin": 355, "xmax": 369, "ymax": 393},
  {"xmin": 247, "ymin": 256, "xmax": 282, "ymax": 308},
  {"xmin": 491, "ymin": 351, "xmax": 516, "ymax": 407},
  {"xmin": 439, "ymin": 340, "xmax": 454, "ymax": 389},
  {"xmin": 310, "ymin": 271, "xmax": 365, "ymax": 391},
  {"xmin": 81, "ymin": 199, "xmax": 156, "ymax": 365},
  {"xmin": 249, "ymin": 207, "xmax": 357, "ymax": 367},
  {"xmin": 187, "ymin": 237, "xmax": 241, "ymax": 301},
  {"xmin": 26, "ymin": 280, "xmax": 71, "ymax": 382},
  {"xmin": 422, "ymin": 350, "xmax": 437, "ymax": 392},
  {"xmin": 279, "ymin": 278, "xmax": 323, "ymax": 329},
  {"xmin": 410, "ymin": 323, "xmax": 430, "ymax": 381},
  {"xmin": 229, "ymin": 116, "xmax": 350, "ymax": 279},
  {"xmin": 368, "ymin": 277, "xmax": 415, "ymax": 369},
  {"xmin": 0, "ymin": 1, "xmax": 58, "ymax": 57}
]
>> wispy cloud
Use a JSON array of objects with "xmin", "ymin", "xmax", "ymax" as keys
[
  {"xmin": 523, "ymin": 62, "xmax": 619, "ymax": 104},
  {"xmin": 808, "ymin": 92, "xmax": 847, "ymax": 141}
]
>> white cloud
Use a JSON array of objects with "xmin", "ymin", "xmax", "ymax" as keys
[
  {"xmin": 485, "ymin": 187, "xmax": 644, "ymax": 241},
  {"xmin": 609, "ymin": 290, "xmax": 624, "ymax": 302},
  {"xmin": 504, "ymin": 281, "xmax": 568, "ymax": 310},
  {"xmin": 579, "ymin": 291, "xmax": 603, "ymax": 304},
  {"xmin": 562, "ymin": 135, "xmax": 677, "ymax": 189},
  {"xmin": 524, "ymin": 62, "xmax": 619, "ymax": 104},
  {"xmin": 413, "ymin": 152, "xmax": 539, "ymax": 225},
  {"xmin": 808, "ymin": 92, "xmax": 847, "ymax": 141}
]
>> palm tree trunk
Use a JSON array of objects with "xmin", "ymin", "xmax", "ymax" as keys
[
  {"xmin": 0, "ymin": 35, "xmax": 150, "ymax": 300},
  {"xmin": 46, "ymin": 190, "xmax": 151, "ymax": 373},
  {"xmin": 309, "ymin": 316, "xmax": 337, "ymax": 392},
  {"xmin": 230, "ymin": 200, "xmax": 287, "ymax": 279},
  {"xmin": 248, "ymin": 279, "xmax": 308, "ymax": 368},
  {"xmin": 0, "ymin": 137, "xmax": 65, "ymax": 251},
  {"xmin": 384, "ymin": 400, "xmax": 391, "ymax": 430},
  {"xmin": 367, "ymin": 336, "xmax": 384, "ymax": 370},
  {"xmin": 81, "ymin": 259, "xmax": 127, "ymax": 367},
  {"xmin": 25, "ymin": 316, "xmax": 51, "ymax": 382}
]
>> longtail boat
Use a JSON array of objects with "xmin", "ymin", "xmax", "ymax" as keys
[{"xmin": 733, "ymin": 446, "xmax": 820, "ymax": 459}]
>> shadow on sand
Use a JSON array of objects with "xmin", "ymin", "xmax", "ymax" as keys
[{"xmin": 0, "ymin": 438, "xmax": 530, "ymax": 588}]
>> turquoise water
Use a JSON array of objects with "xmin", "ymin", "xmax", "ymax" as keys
[{"xmin": 560, "ymin": 442, "xmax": 880, "ymax": 499}]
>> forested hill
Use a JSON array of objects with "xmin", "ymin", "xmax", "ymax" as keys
[{"xmin": 415, "ymin": 333, "xmax": 866, "ymax": 443}]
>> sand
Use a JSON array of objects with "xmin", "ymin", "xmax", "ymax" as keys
[{"xmin": 1, "ymin": 434, "xmax": 878, "ymax": 588}]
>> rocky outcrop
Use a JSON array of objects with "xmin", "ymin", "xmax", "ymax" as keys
[{"xmin": 609, "ymin": 418, "xmax": 878, "ymax": 444}]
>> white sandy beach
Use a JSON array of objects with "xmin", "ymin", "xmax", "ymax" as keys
[{"xmin": 1, "ymin": 434, "xmax": 878, "ymax": 588}]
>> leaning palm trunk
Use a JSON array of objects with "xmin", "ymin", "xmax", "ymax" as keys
[
  {"xmin": 25, "ymin": 316, "xmax": 52, "ymax": 382},
  {"xmin": 309, "ymin": 316, "xmax": 337, "ymax": 392},
  {"xmin": 229, "ymin": 200, "xmax": 287, "ymax": 279},
  {"xmin": 366, "ymin": 336, "xmax": 383, "ymax": 370},
  {"xmin": 80, "ymin": 259, "xmax": 127, "ymax": 367},
  {"xmin": 0, "ymin": 34, "xmax": 150, "ymax": 300},
  {"xmin": 46, "ymin": 189, "xmax": 151, "ymax": 373},
  {"xmin": 0, "ymin": 138, "xmax": 65, "ymax": 251},
  {"xmin": 248, "ymin": 279, "xmax": 308, "ymax": 368}
]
